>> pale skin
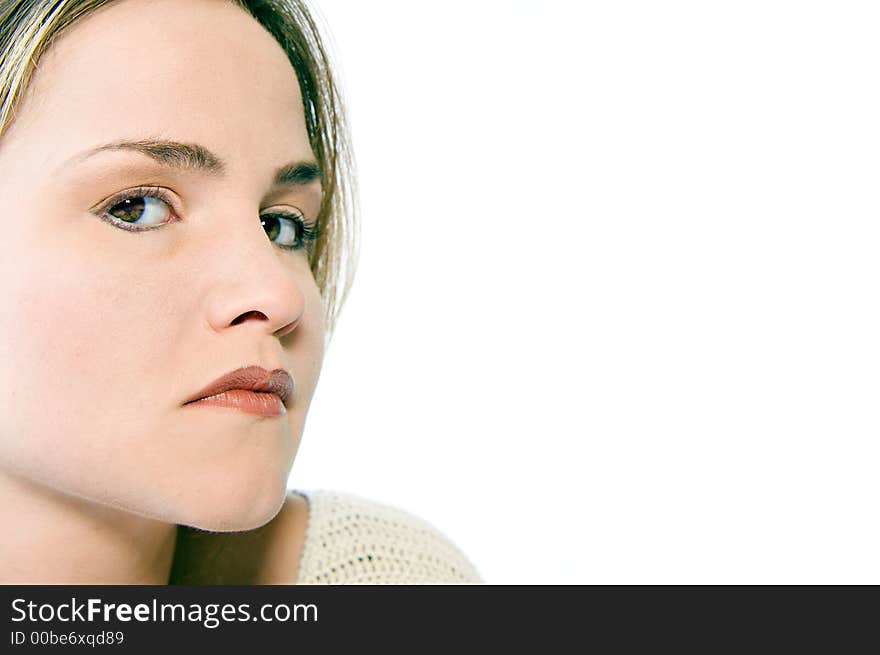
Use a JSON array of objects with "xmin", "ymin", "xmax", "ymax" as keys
[{"xmin": 0, "ymin": 0, "xmax": 324, "ymax": 583}]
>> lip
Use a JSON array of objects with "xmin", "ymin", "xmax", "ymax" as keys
[{"xmin": 183, "ymin": 365, "xmax": 294, "ymax": 412}]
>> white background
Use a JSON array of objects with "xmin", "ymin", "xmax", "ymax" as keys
[{"xmin": 290, "ymin": 0, "xmax": 880, "ymax": 583}]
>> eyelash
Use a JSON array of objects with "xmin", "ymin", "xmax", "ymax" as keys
[{"xmin": 94, "ymin": 185, "xmax": 321, "ymax": 252}]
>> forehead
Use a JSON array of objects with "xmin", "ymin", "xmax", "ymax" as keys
[{"xmin": 8, "ymin": 0, "xmax": 311, "ymax": 174}]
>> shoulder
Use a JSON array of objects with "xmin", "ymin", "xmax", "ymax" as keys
[{"xmin": 290, "ymin": 489, "xmax": 482, "ymax": 584}]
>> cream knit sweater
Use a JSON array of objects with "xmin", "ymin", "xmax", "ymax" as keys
[{"xmin": 291, "ymin": 489, "xmax": 482, "ymax": 584}]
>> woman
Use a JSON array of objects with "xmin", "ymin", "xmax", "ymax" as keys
[{"xmin": 0, "ymin": 0, "xmax": 481, "ymax": 584}]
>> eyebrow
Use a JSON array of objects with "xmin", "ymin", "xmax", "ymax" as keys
[{"xmin": 62, "ymin": 138, "xmax": 321, "ymax": 188}]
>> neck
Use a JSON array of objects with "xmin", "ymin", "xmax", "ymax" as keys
[{"xmin": 0, "ymin": 472, "xmax": 177, "ymax": 584}]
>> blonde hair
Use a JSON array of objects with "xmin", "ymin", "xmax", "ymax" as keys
[{"xmin": 0, "ymin": 0, "xmax": 358, "ymax": 342}]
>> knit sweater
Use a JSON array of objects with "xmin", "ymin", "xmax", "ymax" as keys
[{"xmin": 291, "ymin": 489, "xmax": 482, "ymax": 584}]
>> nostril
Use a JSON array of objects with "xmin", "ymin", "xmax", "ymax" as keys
[{"xmin": 231, "ymin": 310, "xmax": 266, "ymax": 326}]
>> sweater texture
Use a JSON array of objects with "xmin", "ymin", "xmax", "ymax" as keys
[{"xmin": 291, "ymin": 489, "xmax": 482, "ymax": 584}]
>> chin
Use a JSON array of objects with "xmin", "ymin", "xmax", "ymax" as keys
[
  {"xmin": 156, "ymin": 451, "xmax": 294, "ymax": 532},
  {"xmin": 160, "ymin": 420, "xmax": 300, "ymax": 532},
  {"xmin": 173, "ymin": 477, "xmax": 289, "ymax": 533}
]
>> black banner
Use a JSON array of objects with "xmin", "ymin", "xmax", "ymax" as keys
[{"xmin": 0, "ymin": 586, "xmax": 875, "ymax": 650}]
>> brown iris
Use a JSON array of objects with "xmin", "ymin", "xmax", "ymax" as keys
[
  {"xmin": 108, "ymin": 198, "xmax": 146, "ymax": 223},
  {"xmin": 261, "ymin": 214, "xmax": 281, "ymax": 241}
]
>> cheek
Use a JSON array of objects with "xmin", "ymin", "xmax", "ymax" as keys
[
  {"xmin": 283, "ymin": 281, "xmax": 326, "ymax": 432},
  {"xmin": 300, "ymin": 278, "xmax": 326, "ymax": 377},
  {"xmin": 0, "ymin": 239, "xmax": 176, "ymax": 463},
  {"xmin": 304, "ymin": 279, "xmax": 326, "ymax": 356}
]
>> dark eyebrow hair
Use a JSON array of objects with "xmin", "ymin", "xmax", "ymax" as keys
[
  {"xmin": 274, "ymin": 161, "xmax": 322, "ymax": 187},
  {"xmin": 68, "ymin": 139, "xmax": 225, "ymax": 175},
  {"xmin": 62, "ymin": 138, "xmax": 321, "ymax": 188}
]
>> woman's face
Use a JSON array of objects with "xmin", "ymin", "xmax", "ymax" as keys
[{"xmin": 0, "ymin": 0, "xmax": 325, "ymax": 530}]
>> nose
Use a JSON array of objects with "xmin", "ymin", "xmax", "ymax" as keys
[{"xmin": 201, "ymin": 207, "xmax": 306, "ymax": 339}]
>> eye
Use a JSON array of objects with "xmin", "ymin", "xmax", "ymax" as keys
[
  {"xmin": 108, "ymin": 196, "xmax": 170, "ymax": 226},
  {"xmin": 260, "ymin": 209, "xmax": 321, "ymax": 252},
  {"xmin": 95, "ymin": 186, "xmax": 177, "ymax": 232}
]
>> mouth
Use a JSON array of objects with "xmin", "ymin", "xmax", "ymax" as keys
[{"xmin": 183, "ymin": 366, "xmax": 294, "ymax": 416}]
